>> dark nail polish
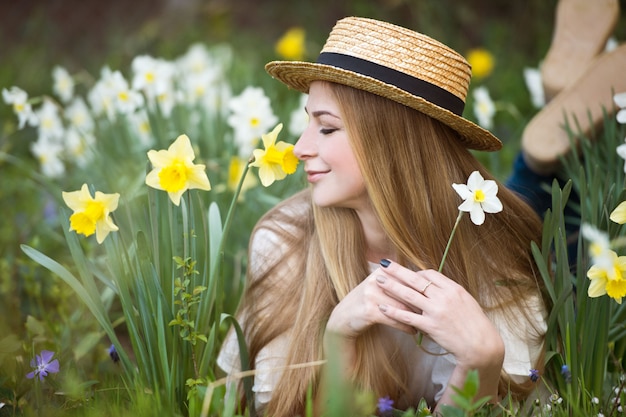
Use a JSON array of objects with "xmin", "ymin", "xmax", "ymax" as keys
[{"xmin": 380, "ymin": 258, "xmax": 391, "ymax": 268}]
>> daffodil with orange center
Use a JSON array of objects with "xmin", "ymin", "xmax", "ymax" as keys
[
  {"xmin": 145, "ymin": 134, "xmax": 211, "ymax": 205},
  {"xmin": 62, "ymin": 184, "xmax": 120, "ymax": 244},
  {"xmin": 249, "ymin": 123, "xmax": 299, "ymax": 187}
]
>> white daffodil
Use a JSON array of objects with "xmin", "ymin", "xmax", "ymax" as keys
[
  {"xmin": 109, "ymin": 70, "xmax": 144, "ymax": 115},
  {"xmin": 30, "ymin": 137, "xmax": 65, "ymax": 178},
  {"xmin": 227, "ymin": 86, "xmax": 278, "ymax": 157},
  {"xmin": 65, "ymin": 127, "xmax": 95, "ymax": 167},
  {"xmin": 65, "ymin": 97, "xmax": 94, "ymax": 132},
  {"xmin": 614, "ymin": 92, "xmax": 626, "ymax": 124},
  {"xmin": 177, "ymin": 43, "xmax": 214, "ymax": 74},
  {"xmin": 88, "ymin": 66, "xmax": 116, "ymax": 120},
  {"xmin": 581, "ymin": 223, "xmax": 613, "ymax": 273},
  {"xmin": 472, "ymin": 86, "xmax": 496, "ymax": 129},
  {"xmin": 179, "ymin": 68, "xmax": 221, "ymax": 105},
  {"xmin": 523, "ymin": 67, "xmax": 545, "ymax": 109},
  {"xmin": 131, "ymin": 55, "xmax": 176, "ymax": 100},
  {"xmin": 605, "ymin": 37, "xmax": 618, "ymax": 52},
  {"xmin": 288, "ymin": 94, "xmax": 309, "ymax": 137},
  {"xmin": 452, "ymin": 170, "xmax": 503, "ymax": 225},
  {"xmin": 52, "ymin": 65, "xmax": 74, "ymax": 103},
  {"xmin": 2, "ymin": 86, "xmax": 38, "ymax": 129},
  {"xmin": 128, "ymin": 110, "xmax": 153, "ymax": 148},
  {"xmin": 35, "ymin": 99, "xmax": 64, "ymax": 141}
]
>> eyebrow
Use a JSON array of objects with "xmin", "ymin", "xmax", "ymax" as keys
[{"xmin": 307, "ymin": 109, "xmax": 340, "ymax": 119}]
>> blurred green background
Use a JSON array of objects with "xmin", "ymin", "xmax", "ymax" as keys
[
  {"xmin": 1, "ymin": 0, "xmax": 626, "ymax": 322},
  {"xmin": 1, "ymin": 1, "xmax": 626, "ymax": 414}
]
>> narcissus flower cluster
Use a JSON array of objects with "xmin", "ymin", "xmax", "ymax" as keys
[{"xmin": 63, "ymin": 124, "xmax": 298, "ymax": 243}]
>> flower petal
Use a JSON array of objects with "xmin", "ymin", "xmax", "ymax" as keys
[
  {"xmin": 147, "ymin": 149, "xmax": 174, "ymax": 168},
  {"xmin": 452, "ymin": 183, "xmax": 472, "ymax": 199},
  {"xmin": 168, "ymin": 134, "xmax": 196, "ymax": 161},
  {"xmin": 40, "ymin": 350, "xmax": 55, "ymax": 364},
  {"xmin": 614, "ymin": 92, "xmax": 626, "ymax": 108},
  {"xmin": 469, "ymin": 205, "xmax": 486, "ymax": 225},
  {"xmin": 482, "ymin": 197, "xmax": 503, "ymax": 213},
  {"xmin": 458, "ymin": 199, "xmax": 476, "ymax": 213},
  {"xmin": 466, "ymin": 171, "xmax": 485, "ymax": 190},
  {"xmin": 186, "ymin": 165, "xmax": 212, "ymax": 191},
  {"xmin": 258, "ymin": 165, "xmax": 277, "ymax": 187},
  {"xmin": 588, "ymin": 275, "xmax": 608, "ymax": 298},
  {"xmin": 62, "ymin": 184, "xmax": 91, "ymax": 211},
  {"xmin": 47, "ymin": 359, "xmax": 60, "ymax": 374},
  {"xmin": 481, "ymin": 179, "xmax": 499, "ymax": 196},
  {"xmin": 610, "ymin": 201, "xmax": 626, "ymax": 224},
  {"xmin": 94, "ymin": 191, "xmax": 120, "ymax": 213},
  {"xmin": 168, "ymin": 190, "xmax": 185, "ymax": 206},
  {"xmin": 145, "ymin": 169, "xmax": 164, "ymax": 190}
]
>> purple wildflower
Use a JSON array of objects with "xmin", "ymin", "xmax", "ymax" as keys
[
  {"xmin": 108, "ymin": 344, "xmax": 120, "ymax": 363},
  {"xmin": 561, "ymin": 364, "xmax": 571, "ymax": 383},
  {"xmin": 377, "ymin": 396, "xmax": 394, "ymax": 413},
  {"xmin": 529, "ymin": 368, "xmax": 540, "ymax": 382},
  {"xmin": 26, "ymin": 350, "xmax": 60, "ymax": 381}
]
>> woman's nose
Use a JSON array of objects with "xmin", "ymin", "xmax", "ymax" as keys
[{"xmin": 293, "ymin": 127, "xmax": 316, "ymax": 160}]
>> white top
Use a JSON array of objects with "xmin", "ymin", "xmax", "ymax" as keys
[{"xmin": 217, "ymin": 223, "xmax": 547, "ymax": 410}]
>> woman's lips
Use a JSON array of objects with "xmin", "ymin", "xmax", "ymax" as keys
[{"xmin": 305, "ymin": 170, "xmax": 329, "ymax": 183}]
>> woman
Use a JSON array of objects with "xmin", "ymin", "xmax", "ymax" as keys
[{"xmin": 218, "ymin": 17, "xmax": 547, "ymax": 416}]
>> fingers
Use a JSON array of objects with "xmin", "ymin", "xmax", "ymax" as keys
[
  {"xmin": 327, "ymin": 271, "xmax": 418, "ymax": 337},
  {"xmin": 378, "ymin": 302, "xmax": 427, "ymax": 333},
  {"xmin": 378, "ymin": 258, "xmax": 443, "ymax": 294}
]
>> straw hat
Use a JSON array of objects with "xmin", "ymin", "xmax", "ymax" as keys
[{"xmin": 265, "ymin": 17, "xmax": 502, "ymax": 151}]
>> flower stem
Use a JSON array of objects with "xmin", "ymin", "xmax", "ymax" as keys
[
  {"xmin": 214, "ymin": 159, "xmax": 251, "ymax": 269},
  {"xmin": 439, "ymin": 211, "xmax": 464, "ymax": 272}
]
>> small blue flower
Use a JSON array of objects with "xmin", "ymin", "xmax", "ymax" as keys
[
  {"xmin": 26, "ymin": 350, "xmax": 60, "ymax": 381},
  {"xmin": 561, "ymin": 364, "xmax": 571, "ymax": 383},
  {"xmin": 108, "ymin": 344, "xmax": 120, "ymax": 363},
  {"xmin": 529, "ymin": 368, "xmax": 540, "ymax": 382},
  {"xmin": 377, "ymin": 396, "xmax": 394, "ymax": 413}
]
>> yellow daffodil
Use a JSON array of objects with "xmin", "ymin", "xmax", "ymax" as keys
[
  {"xmin": 610, "ymin": 201, "xmax": 626, "ymax": 224},
  {"xmin": 249, "ymin": 123, "xmax": 299, "ymax": 187},
  {"xmin": 228, "ymin": 156, "xmax": 258, "ymax": 193},
  {"xmin": 466, "ymin": 48, "xmax": 495, "ymax": 79},
  {"xmin": 587, "ymin": 249, "xmax": 626, "ymax": 304},
  {"xmin": 452, "ymin": 170, "xmax": 502, "ymax": 225},
  {"xmin": 275, "ymin": 27, "xmax": 306, "ymax": 61},
  {"xmin": 62, "ymin": 184, "xmax": 120, "ymax": 244},
  {"xmin": 146, "ymin": 134, "xmax": 211, "ymax": 206}
]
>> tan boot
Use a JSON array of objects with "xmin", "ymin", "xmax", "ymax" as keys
[
  {"xmin": 541, "ymin": 0, "xmax": 619, "ymax": 101},
  {"xmin": 522, "ymin": 43, "xmax": 626, "ymax": 175}
]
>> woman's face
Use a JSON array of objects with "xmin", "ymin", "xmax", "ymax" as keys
[{"xmin": 294, "ymin": 81, "xmax": 367, "ymax": 209}]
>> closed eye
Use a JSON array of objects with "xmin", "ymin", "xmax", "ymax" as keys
[{"xmin": 320, "ymin": 128, "xmax": 337, "ymax": 135}]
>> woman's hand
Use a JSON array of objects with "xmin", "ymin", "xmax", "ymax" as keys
[
  {"xmin": 325, "ymin": 267, "xmax": 417, "ymax": 340},
  {"xmin": 374, "ymin": 259, "xmax": 504, "ymax": 407},
  {"xmin": 374, "ymin": 259, "xmax": 504, "ymax": 369}
]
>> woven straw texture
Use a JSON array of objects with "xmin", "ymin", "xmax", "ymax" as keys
[{"xmin": 266, "ymin": 17, "xmax": 502, "ymax": 151}]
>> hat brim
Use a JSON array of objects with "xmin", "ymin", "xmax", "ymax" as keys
[{"xmin": 265, "ymin": 60, "xmax": 502, "ymax": 152}]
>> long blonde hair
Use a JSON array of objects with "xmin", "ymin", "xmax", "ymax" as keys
[{"xmin": 236, "ymin": 82, "xmax": 546, "ymax": 416}]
